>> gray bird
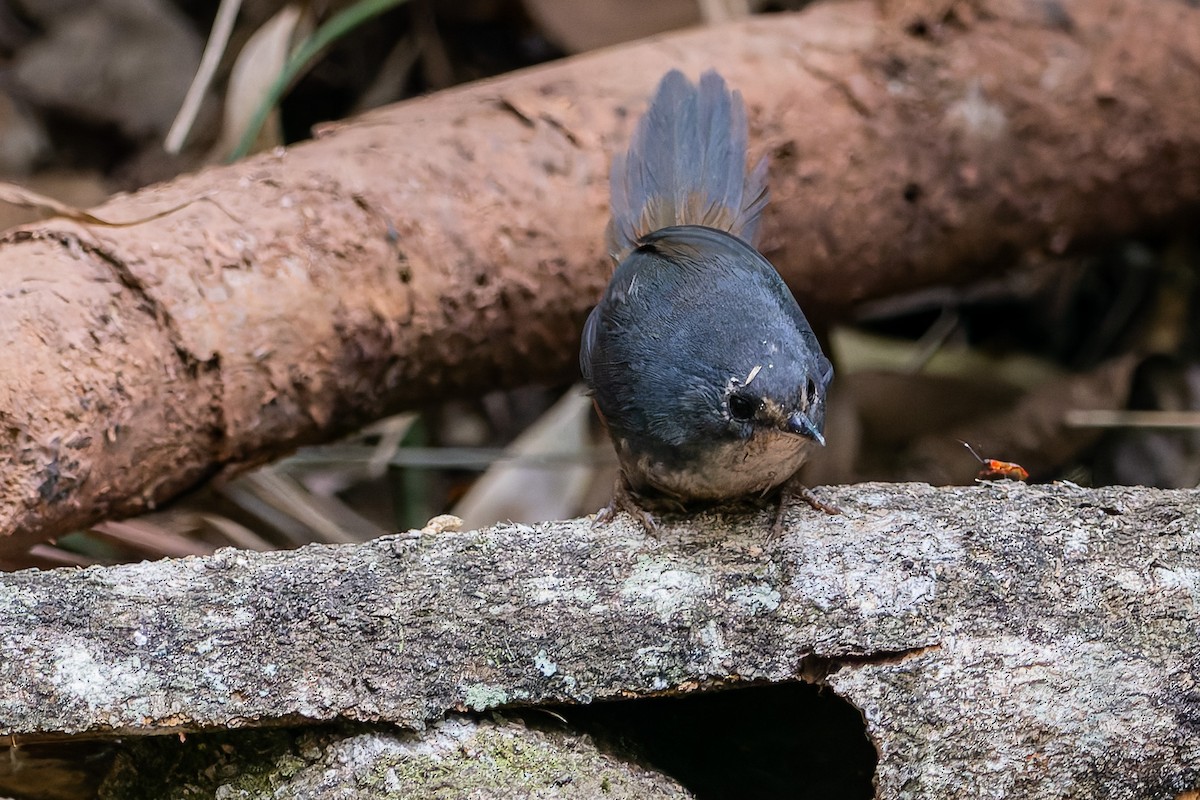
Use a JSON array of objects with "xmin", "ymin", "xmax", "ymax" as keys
[{"xmin": 580, "ymin": 69, "xmax": 833, "ymax": 527}]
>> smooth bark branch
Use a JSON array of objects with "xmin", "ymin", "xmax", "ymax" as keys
[
  {"xmin": 1, "ymin": 483, "xmax": 1198, "ymax": 797},
  {"xmin": 2, "ymin": 0, "xmax": 1199, "ymax": 551}
]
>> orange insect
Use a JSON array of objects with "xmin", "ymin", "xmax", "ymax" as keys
[{"xmin": 960, "ymin": 441, "xmax": 1029, "ymax": 482}]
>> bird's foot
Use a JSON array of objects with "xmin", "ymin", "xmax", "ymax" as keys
[{"xmin": 594, "ymin": 476, "xmax": 659, "ymax": 534}]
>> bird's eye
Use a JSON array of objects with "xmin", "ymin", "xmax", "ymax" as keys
[
  {"xmin": 728, "ymin": 392, "xmax": 759, "ymax": 421},
  {"xmin": 806, "ymin": 378, "xmax": 818, "ymax": 401}
]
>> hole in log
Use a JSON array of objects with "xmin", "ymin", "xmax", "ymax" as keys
[{"xmin": 543, "ymin": 682, "xmax": 876, "ymax": 799}]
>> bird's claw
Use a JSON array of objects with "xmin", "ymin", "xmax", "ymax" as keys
[{"xmin": 594, "ymin": 477, "xmax": 659, "ymax": 534}]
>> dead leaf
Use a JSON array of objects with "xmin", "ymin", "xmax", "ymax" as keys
[
  {"xmin": 211, "ymin": 4, "xmax": 311, "ymax": 161},
  {"xmin": 165, "ymin": 0, "xmax": 245, "ymax": 154},
  {"xmin": 452, "ymin": 387, "xmax": 598, "ymax": 529},
  {"xmin": 14, "ymin": 0, "xmax": 203, "ymax": 138},
  {"xmin": 91, "ymin": 519, "xmax": 215, "ymax": 558}
]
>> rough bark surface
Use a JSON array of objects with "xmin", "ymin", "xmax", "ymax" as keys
[
  {"xmin": 98, "ymin": 718, "xmax": 690, "ymax": 800},
  {"xmin": 1, "ymin": 483, "xmax": 1197, "ymax": 798},
  {"xmin": 2, "ymin": 0, "xmax": 1199, "ymax": 552}
]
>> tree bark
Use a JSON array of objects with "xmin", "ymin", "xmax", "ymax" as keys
[
  {"xmin": 2, "ymin": 0, "xmax": 1199, "ymax": 552},
  {"xmin": 1, "ymin": 483, "xmax": 1197, "ymax": 798},
  {"xmin": 97, "ymin": 719, "xmax": 690, "ymax": 800}
]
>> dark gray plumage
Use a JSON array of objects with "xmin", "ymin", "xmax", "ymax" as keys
[
  {"xmin": 606, "ymin": 69, "xmax": 768, "ymax": 261},
  {"xmin": 582, "ymin": 69, "xmax": 832, "ymax": 511}
]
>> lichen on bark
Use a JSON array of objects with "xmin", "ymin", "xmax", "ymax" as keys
[{"xmin": 1, "ymin": 483, "xmax": 1198, "ymax": 797}]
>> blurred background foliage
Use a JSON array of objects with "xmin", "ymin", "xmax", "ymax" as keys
[{"xmin": 0, "ymin": 0, "xmax": 1197, "ymax": 570}]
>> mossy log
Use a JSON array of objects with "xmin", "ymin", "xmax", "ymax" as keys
[{"xmin": 1, "ymin": 483, "xmax": 1197, "ymax": 797}]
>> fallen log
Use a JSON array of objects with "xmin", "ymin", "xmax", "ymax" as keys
[
  {"xmin": 2, "ymin": 0, "xmax": 1198, "ymax": 552},
  {"xmin": 97, "ymin": 718, "xmax": 691, "ymax": 800},
  {"xmin": 1, "ymin": 483, "xmax": 1197, "ymax": 797}
]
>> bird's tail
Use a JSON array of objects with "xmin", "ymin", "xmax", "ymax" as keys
[{"xmin": 606, "ymin": 69, "xmax": 768, "ymax": 261}]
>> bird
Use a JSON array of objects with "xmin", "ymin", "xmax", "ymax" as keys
[{"xmin": 580, "ymin": 68, "xmax": 834, "ymax": 530}]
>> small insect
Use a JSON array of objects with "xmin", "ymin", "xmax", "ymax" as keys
[{"xmin": 960, "ymin": 441, "xmax": 1029, "ymax": 482}]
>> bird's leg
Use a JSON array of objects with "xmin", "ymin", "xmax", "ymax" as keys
[
  {"xmin": 594, "ymin": 474, "xmax": 659, "ymax": 534},
  {"xmin": 772, "ymin": 475, "xmax": 841, "ymax": 537}
]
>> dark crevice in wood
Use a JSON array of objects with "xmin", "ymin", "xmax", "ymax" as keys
[{"xmin": 540, "ymin": 682, "xmax": 876, "ymax": 799}]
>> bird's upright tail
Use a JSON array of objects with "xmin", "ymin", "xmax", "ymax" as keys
[{"xmin": 606, "ymin": 69, "xmax": 768, "ymax": 262}]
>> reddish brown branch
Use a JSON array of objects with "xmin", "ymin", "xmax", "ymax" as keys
[{"xmin": 1, "ymin": 0, "xmax": 1198, "ymax": 552}]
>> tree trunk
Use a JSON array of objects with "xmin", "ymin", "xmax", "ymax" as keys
[
  {"xmin": 2, "ymin": 0, "xmax": 1198, "ymax": 552},
  {"xmin": 1, "ymin": 483, "xmax": 1197, "ymax": 797}
]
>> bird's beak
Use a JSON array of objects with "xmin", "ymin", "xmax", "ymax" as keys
[{"xmin": 785, "ymin": 411, "xmax": 825, "ymax": 446}]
